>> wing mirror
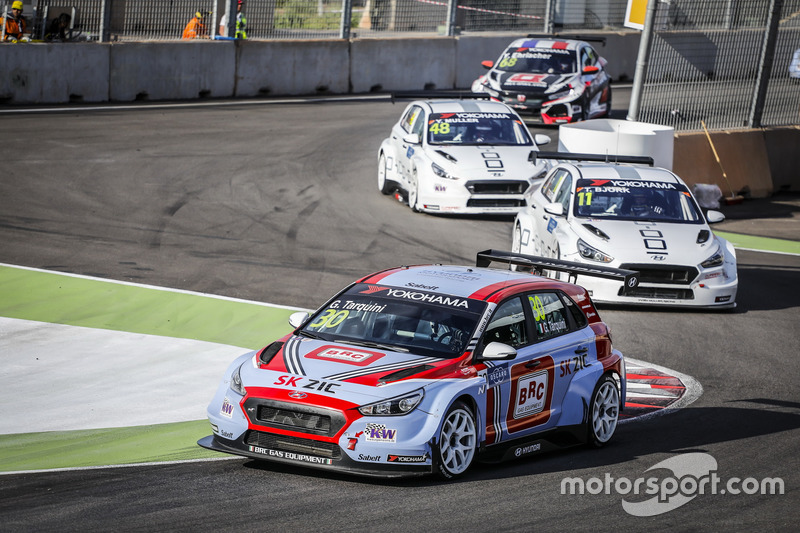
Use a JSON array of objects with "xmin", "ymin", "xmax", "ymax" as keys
[
  {"xmin": 582, "ymin": 65, "xmax": 600, "ymax": 74},
  {"xmin": 403, "ymin": 133, "xmax": 421, "ymax": 145},
  {"xmin": 289, "ymin": 311, "xmax": 310, "ymax": 328},
  {"xmin": 482, "ymin": 342, "xmax": 517, "ymax": 360},
  {"xmin": 544, "ymin": 202, "xmax": 565, "ymax": 216},
  {"xmin": 534, "ymin": 134, "xmax": 551, "ymax": 146},
  {"xmin": 481, "ymin": 60, "xmax": 494, "ymax": 69},
  {"xmin": 706, "ymin": 210, "xmax": 725, "ymax": 224}
]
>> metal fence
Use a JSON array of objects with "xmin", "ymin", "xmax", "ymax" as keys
[
  {"xmin": 635, "ymin": 0, "xmax": 800, "ymax": 131},
  {"xmin": 9, "ymin": 0, "xmax": 651, "ymax": 42}
]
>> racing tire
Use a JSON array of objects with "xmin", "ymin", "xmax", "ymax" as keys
[
  {"xmin": 512, "ymin": 224, "xmax": 522, "ymax": 254},
  {"xmin": 378, "ymin": 153, "xmax": 393, "ymax": 195},
  {"xmin": 436, "ymin": 401, "xmax": 477, "ymax": 479},
  {"xmin": 587, "ymin": 374, "xmax": 620, "ymax": 448},
  {"xmin": 408, "ymin": 168, "xmax": 420, "ymax": 212},
  {"xmin": 603, "ymin": 85, "xmax": 613, "ymax": 118}
]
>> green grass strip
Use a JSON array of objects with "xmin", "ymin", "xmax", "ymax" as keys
[
  {"xmin": 715, "ymin": 231, "xmax": 800, "ymax": 255},
  {"xmin": 0, "ymin": 421, "xmax": 221, "ymax": 472},
  {"xmin": 0, "ymin": 264, "xmax": 304, "ymax": 472},
  {"xmin": 0, "ymin": 265, "xmax": 298, "ymax": 349}
]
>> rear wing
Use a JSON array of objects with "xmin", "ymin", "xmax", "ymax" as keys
[
  {"xmin": 532, "ymin": 151, "xmax": 654, "ymax": 166},
  {"xmin": 390, "ymin": 91, "xmax": 490, "ymax": 103},
  {"xmin": 476, "ymin": 249, "xmax": 639, "ymax": 292}
]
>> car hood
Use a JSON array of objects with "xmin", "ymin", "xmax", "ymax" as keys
[
  {"xmin": 492, "ymin": 71, "xmax": 576, "ymax": 95},
  {"xmin": 238, "ymin": 335, "xmax": 472, "ymax": 406},
  {"xmin": 575, "ymin": 219, "xmax": 718, "ymax": 265},
  {"xmin": 431, "ymin": 145, "xmax": 542, "ymax": 178}
]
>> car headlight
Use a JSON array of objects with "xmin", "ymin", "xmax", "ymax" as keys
[
  {"xmin": 577, "ymin": 239, "xmax": 614, "ymax": 263},
  {"xmin": 432, "ymin": 162, "xmax": 455, "ymax": 180},
  {"xmin": 547, "ymin": 89, "xmax": 572, "ymax": 101},
  {"xmin": 358, "ymin": 389, "xmax": 424, "ymax": 416},
  {"xmin": 701, "ymin": 247, "xmax": 724, "ymax": 268},
  {"xmin": 230, "ymin": 363, "xmax": 246, "ymax": 395}
]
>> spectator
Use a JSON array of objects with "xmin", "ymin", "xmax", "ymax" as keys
[
  {"xmin": 3, "ymin": 1, "xmax": 28, "ymax": 42},
  {"xmin": 182, "ymin": 10, "xmax": 209, "ymax": 40},
  {"xmin": 219, "ymin": 0, "xmax": 246, "ymax": 39},
  {"xmin": 45, "ymin": 12, "xmax": 72, "ymax": 41}
]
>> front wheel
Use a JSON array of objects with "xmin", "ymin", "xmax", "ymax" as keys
[
  {"xmin": 436, "ymin": 401, "xmax": 477, "ymax": 479},
  {"xmin": 408, "ymin": 168, "xmax": 420, "ymax": 212},
  {"xmin": 588, "ymin": 374, "xmax": 620, "ymax": 447},
  {"xmin": 378, "ymin": 153, "xmax": 393, "ymax": 195}
]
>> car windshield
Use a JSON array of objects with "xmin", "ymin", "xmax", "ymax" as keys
[
  {"xmin": 299, "ymin": 283, "xmax": 486, "ymax": 359},
  {"xmin": 497, "ymin": 48, "xmax": 577, "ymax": 75},
  {"xmin": 427, "ymin": 112, "xmax": 533, "ymax": 146},
  {"xmin": 573, "ymin": 178, "xmax": 705, "ymax": 223}
]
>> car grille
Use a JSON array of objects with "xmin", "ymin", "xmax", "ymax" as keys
[
  {"xmin": 619, "ymin": 286, "xmax": 695, "ymax": 300},
  {"xmin": 467, "ymin": 198, "xmax": 526, "ymax": 208},
  {"xmin": 245, "ymin": 431, "xmax": 341, "ymax": 459},
  {"xmin": 619, "ymin": 264, "xmax": 699, "ymax": 285},
  {"xmin": 465, "ymin": 180, "xmax": 529, "ymax": 195},
  {"xmin": 243, "ymin": 399, "xmax": 346, "ymax": 437}
]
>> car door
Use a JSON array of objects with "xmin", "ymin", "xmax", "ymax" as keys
[
  {"xmin": 391, "ymin": 104, "xmax": 425, "ymax": 187},
  {"xmin": 534, "ymin": 168, "xmax": 573, "ymax": 259},
  {"xmin": 479, "ymin": 291, "xmax": 592, "ymax": 444}
]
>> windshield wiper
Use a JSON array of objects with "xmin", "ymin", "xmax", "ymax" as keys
[
  {"xmin": 333, "ymin": 339, "xmax": 409, "ymax": 353},
  {"xmin": 296, "ymin": 330, "xmax": 324, "ymax": 340}
]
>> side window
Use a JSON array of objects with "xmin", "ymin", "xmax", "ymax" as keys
[
  {"xmin": 411, "ymin": 109, "xmax": 425, "ymax": 137},
  {"xmin": 553, "ymin": 172, "xmax": 573, "ymax": 214},
  {"xmin": 528, "ymin": 292, "xmax": 571, "ymax": 341},
  {"xmin": 562, "ymin": 293, "xmax": 588, "ymax": 329},
  {"xmin": 541, "ymin": 169, "xmax": 569, "ymax": 202},
  {"xmin": 401, "ymin": 106, "xmax": 422, "ymax": 133},
  {"xmin": 483, "ymin": 297, "xmax": 529, "ymax": 348}
]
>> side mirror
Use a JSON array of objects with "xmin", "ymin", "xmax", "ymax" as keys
[
  {"xmin": 534, "ymin": 134, "xmax": 551, "ymax": 146},
  {"xmin": 289, "ymin": 311, "xmax": 309, "ymax": 329},
  {"xmin": 582, "ymin": 65, "xmax": 600, "ymax": 74},
  {"xmin": 481, "ymin": 60, "xmax": 494, "ymax": 69},
  {"xmin": 403, "ymin": 133, "xmax": 421, "ymax": 145},
  {"xmin": 482, "ymin": 342, "xmax": 517, "ymax": 360},
  {"xmin": 544, "ymin": 202, "xmax": 564, "ymax": 216},
  {"xmin": 706, "ymin": 210, "xmax": 725, "ymax": 224}
]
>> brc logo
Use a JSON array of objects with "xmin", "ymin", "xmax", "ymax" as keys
[
  {"xmin": 306, "ymin": 345, "xmax": 384, "ymax": 367},
  {"xmin": 514, "ymin": 371, "xmax": 548, "ymax": 419}
]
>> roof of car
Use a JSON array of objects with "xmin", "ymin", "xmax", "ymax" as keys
[
  {"xmin": 564, "ymin": 162, "xmax": 684, "ymax": 185},
  {"xmin": 505, "ymin": 37, "xmax": 585, "ymax": 52},
  {"xmin": 358, "ymin": 263, "xmax": 558, "ymax": 302},
  {"xmin": 418, "ymin": 99, "xmax": 518, "ymax": 115}
]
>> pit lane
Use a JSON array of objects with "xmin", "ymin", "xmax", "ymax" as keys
[{"xmin": 0, "ymin": 94, "xmax": 798, "ymax": 531}]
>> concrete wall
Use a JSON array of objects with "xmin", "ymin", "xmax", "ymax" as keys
[{"xmin": 2, "ymin": 33, "xmax": 796, "ymax": 196}]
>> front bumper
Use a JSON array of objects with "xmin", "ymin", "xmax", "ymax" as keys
[
  {"xmin": 577, "ymin": 274, "xmax": 738, "ymax": 308},
  {"xmin": 199, "ymin": 431, "xmax": 433, "ymax": 478}
]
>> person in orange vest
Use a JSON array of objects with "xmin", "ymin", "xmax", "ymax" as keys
[
  {"xmin": 3, "ymin": 1, "xmax": 28, "ymax": 42},
  {"xmin": 182, "ymin": 10, "xmax": 209, "ymax": 39}
]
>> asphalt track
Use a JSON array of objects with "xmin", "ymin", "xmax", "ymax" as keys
[{"xmin": 1, "ymin": 93, "xmax": 799, "ymax": 531}]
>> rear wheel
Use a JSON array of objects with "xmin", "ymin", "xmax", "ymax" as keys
[
  {"xmin": 378, "ymin": 153, "xmax": 393, "ymax": 195},
  {"xmin": 436, "ymin": 401, "xmax": 477, "ymax": 479},
  {"xmin": 588, "ymin": 374, "xmax": 620, "ymax": 447}
]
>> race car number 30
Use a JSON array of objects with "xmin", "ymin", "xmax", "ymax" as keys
[{"xmin": 514, "ymin": 371, "xmax": 548, "ymax": 419}]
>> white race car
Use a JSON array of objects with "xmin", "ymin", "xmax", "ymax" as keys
[
  {"xmin": 378, "ymin": 99, "xmax": 551, "ymax": 215},
  {"xmin": 512, "ymin": 153, "xmax": 738, "ymax": 308}
]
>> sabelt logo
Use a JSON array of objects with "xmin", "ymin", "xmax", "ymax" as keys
[{"xmin": 361, "ymin": 285, "xmax": 470, "ymax": 309}]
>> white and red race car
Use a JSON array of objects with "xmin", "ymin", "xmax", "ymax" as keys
[
  {"xmin": 472, "ymin": 37, "xmax": 612, "ymax": 124},
  {"xmin": 199, "ymin": 250, "xmax": 632, "ymax": 479}
]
